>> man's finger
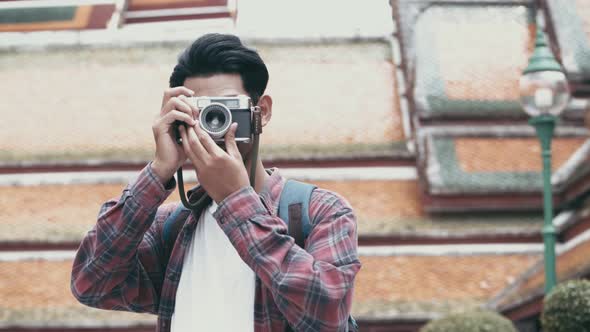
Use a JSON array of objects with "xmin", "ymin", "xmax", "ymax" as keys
[
  {"xmin": 180, "ymin": 95, "xmax": 200, "ymax": 122},
  {"xmin": 162, "ymin": 87, "xmax": 194, "ymax": 107},
  {"xmin": 161, "ymin": 96, "xmax": 193, "ymax": 117},
  {"xmin": 179, "ymin": 125, "xmax": 204, "ymax": 169},
  {"xmin": 162, "ymin": 110, "xmax": 195, "ymax": 127},
  {"xmin": 186, "ymin": 125, "xmax": 210, "ymax": 163},
  {"xmin": 224, "ymin": 123, "xmax": 241, "ymax": 159},
  {"xmin": 194, "ymin": 122, "xmax": 224, "ymax": 156}
]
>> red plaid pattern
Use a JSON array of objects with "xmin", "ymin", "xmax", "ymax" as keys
[{"xmin": 71, "ymin": 163, "xmax": 361, "ymax": 331}]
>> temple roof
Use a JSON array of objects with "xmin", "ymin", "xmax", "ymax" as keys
[
  {"xmin": 392, "ymin": 0, "xmax": 587, "ymax": 120},
  {"xmin": 1, "ymin": 0, "xmax": 589, "ymax": 328},
  {"xmin": 420, "ymin": 129, "xmax": 587, "ymax": 195},
  {"xmin": 1, "ymin": 177, "xmax": 544, "ymax": 245},
  {"xmin": 0, "ymin": 250, "xmax": 540, "ymax": 327},
  {"xmin": 355, "ymin": 251, "xmax": 539, "ymax": 320},
  {"xmin": 545, "ymin": 0, "xmax": 590, "ymax": 83},
  {"xmin": 0, "ymin": 3, "xmax": 116, "ymax": 32},
  {"xmin": 0, "ymin": 41, "xmax": 409, "ymax": 166},
  {"xmin": 489, "ymin": 225, "xmax": 590, "ymax": 313}
]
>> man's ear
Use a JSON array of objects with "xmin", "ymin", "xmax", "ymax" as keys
[{"xmin": 257, "ymin": 95, "xmax": 273, "ymax": 127}]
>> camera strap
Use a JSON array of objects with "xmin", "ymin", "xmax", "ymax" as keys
[
  {"xmin": 248, "ymin": 106, "xmax": 263, "ymax": 187},
  {"xmin": 177, "ymin": 106, "xmax": 263, "ymax": 210}
]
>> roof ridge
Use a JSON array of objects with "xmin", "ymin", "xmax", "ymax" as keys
[
  {"xmin": 488, "ymin": 226, "xmax": 590, "ymax": 311},
  {"xmin": 553, "ymin": 139, "xmax": 590, "ymax": 188}
]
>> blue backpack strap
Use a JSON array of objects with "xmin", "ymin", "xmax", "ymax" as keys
[
  {"xmin": 278, "ymin": 179, "xmax": 317, "ymax": 248},
  {"xmin": 279, "ymin": 180, "xmax": 359, "ymax": 332},
  {"xmin": 163, "ymin": 204, "xmax": 191, "ymax": 255}
]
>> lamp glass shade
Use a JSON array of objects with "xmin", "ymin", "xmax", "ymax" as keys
[{"xmin": 519, "ymin": 71, "xmax": 570, "ymax": 117}]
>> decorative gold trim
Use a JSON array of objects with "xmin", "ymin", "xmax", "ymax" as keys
[
  {"xmin": 0, "ymin": 6, "xmax": 92, "ymax": 32},
  {"xmin": 129, "ymin": 0, "xmax": 206, "ymax": 8}
]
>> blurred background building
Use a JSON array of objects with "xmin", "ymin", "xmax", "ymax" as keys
[{"xmin": 0, "ymin": 0, "xmax": 589, "ymax": 331}]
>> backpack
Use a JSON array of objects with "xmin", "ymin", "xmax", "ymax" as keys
[{"xmin": 162, "ymin": 179, "xmax": 359, "ymax": 332}]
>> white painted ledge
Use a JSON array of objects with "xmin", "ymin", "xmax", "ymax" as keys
[
  {"xmin": 0, "ymin": 166, "xmax": 418, "ymax": 186},
  {"xmin": 359, "ymin": 244, "xmax": 545, "ymax": 257},
  {"xmin": 0, "ymin": 243, "xmax": 543, "ymax": 262}
]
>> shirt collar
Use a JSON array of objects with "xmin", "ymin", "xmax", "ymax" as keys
[
  {"xmin": 187, "ymin": 167, "xmax": 285, "ymax": 215},
  {"xmin": 258, "ymin": 168, "xmax": 285, "ymax": 216}
]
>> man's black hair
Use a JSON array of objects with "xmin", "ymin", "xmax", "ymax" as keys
[{"xmin": 169, "ymin": 33, "xmax": 269, "ymax": 105}]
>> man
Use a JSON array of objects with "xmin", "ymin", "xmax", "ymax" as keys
[{"xmin": 71, "ymin": 33, "xmax": 361, "ymax": 332}]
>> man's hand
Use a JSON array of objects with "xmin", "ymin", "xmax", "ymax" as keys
[
  {"xmin": 151, "ymin": 87, "xmax": 196, "ymax": 183},
  {"xmin": 178, "ymin": 121, "xmax": 250, "ymax": 203}
]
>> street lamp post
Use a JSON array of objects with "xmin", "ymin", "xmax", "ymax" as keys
[{"xmin": 519, "ymin": 23, "xmax": 570, "ymax": 293}]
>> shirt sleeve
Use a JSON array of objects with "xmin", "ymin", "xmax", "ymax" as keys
[
  {"xmin": 70, "ymin": 162, "xmax": 177, "ymax": 314},
  {"xmin": 214, "ymin": 186, "xmax": 361, "ymax": 331}
]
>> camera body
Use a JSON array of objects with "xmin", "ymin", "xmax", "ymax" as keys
[{"xmin": 188, "ymin": 95, "xmax": 254, "ymax": 143}]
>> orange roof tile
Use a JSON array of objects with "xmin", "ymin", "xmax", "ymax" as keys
[
  {"xmin": 354, "ymin": 253, "xmax": 540, "ymax": 318},
  {"xmin": 0, "ymin": 42, "xmax": 404, "ymax": 164},
  {"xmin": 1, "ymin": 179, "xmax": 423, "ymax": 243},
  {"xmin": 355, "ymin": 254, "xmax": 538, "ymax": 304},
  {"xmin": 128, "ymin": 0, "xmax": 225, "ymax": 8},
  {"xmin": 0, "ymin": 181, "xmax": 201, "ymax": 243},
  {"xmin": 455, "ymin": 137, "xmax": 587, "ymax": 173},
  {"xmin": 0, "ymin": 259, "xmax": 155, "ymax": 326},
  {"xmin": 494, "ymin": 234, "xmax": 590, "ymax": 310},
  {"xmin": 0, "ymin": 253, "xmax": 540, "ymax": 324},
  {"xmin": 1, "ymin": 178, "xmax": 542, "ymax": 243},
  {"xmin": 0, "ymin": 5, "xmax": 115, "ymax": 33},
  {"xmin": 0, "ymin": 183, "xmax": 121, "ymax": 243},
  {"xmin": 1, "ymin": 260, "xmax": 75, "ymax": 308},
  {"xmin": 435, "ymin": 21, "xmax": 534, "ymax": 101},
  {"xmin": 312, "ymin": 180, "xmax": 425, "ymax": 221},
  {"xmin": 262, "ymin": 43, "xmax": 405, "ymax": 148},
  {"xmin": 575, "ymin": 0, "xmax": 590, "ymax": 44},
  {"xmin": 547, "ymin": 0, "xmax": 590, "ymax": 80},
  {"xmin": 404, "ymin": 4, "xmax": 535, "ymax": 105}
]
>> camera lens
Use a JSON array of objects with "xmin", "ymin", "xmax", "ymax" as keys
[
  {"xmin": 199, "ymin": 103, "xmax": 232, "ymax": 139},
  {"xmin": 205, "ymin": 111, "xmax": 226, "ymax": 130}
]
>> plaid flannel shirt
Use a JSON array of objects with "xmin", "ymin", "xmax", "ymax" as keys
[{"xmin": 71, "ymin": 163, "xmax": 361, "ymax": 332}]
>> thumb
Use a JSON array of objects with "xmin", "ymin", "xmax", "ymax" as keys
[{"xmin": 225, "ymin": 123, "xmax": 241, "ymax": 159}]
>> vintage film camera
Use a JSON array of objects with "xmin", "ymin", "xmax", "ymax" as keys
[
  {"xmin": 188, "ymin": 94, "xmax": 255, "ymax": 143},
  {"xmin": 173, "ymin": 94, "xmax": 262, "ymax": 209}
]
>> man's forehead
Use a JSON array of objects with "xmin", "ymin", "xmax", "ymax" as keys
[{"xmin": 184, "ymin": 74, "xmax": 246, "ymax": 96}]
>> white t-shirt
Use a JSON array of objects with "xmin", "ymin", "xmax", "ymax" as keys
[{"xmin": 171, "ymin": 202, "xmax": 256, "ymax": 332}]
